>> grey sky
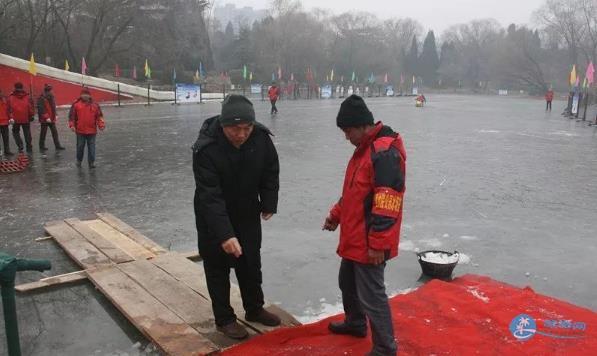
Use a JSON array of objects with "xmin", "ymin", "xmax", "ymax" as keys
[{"xmin": 220, "ymin": 0, "xmax": 546, "ymax": 34}]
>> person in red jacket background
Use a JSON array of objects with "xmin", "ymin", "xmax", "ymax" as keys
[
  {"xmin": 268, "ymin": 82, "xmax": 280, "ymax": 115},
  {"xmin": 37, "ymin": 84, "xmax": 65, "ymax": 151},
  {"xmin": 0, "ymin": 89, "xmax": 14, "ymax": 156},
  {"xmin": 323, "ymin": 95, "xmax": 406, "ymax": 356},
  {"xmin": 68, "ymin": 88, "xmax": 105, "ymax": 168},
  {"xmin": 7, "ymin": 82, "xmax": 35, "ymax": 153},
  {"xmin": 545, "ymin": 88, "xmax": 554, "ymax": 112}
]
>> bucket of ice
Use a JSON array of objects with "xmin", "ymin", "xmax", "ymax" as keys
[{"xmin": 416, "ymin": 250, "xmax": 459, "ymax": 279}]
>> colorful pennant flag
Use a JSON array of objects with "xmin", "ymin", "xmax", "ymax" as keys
[
  {"xmin": 351, "ymin": 71, "xmax": 356, "ymax": 82},
  {"xmin": 144, "ymin": 59, "xmax": 151, "ymax": 79},
  {"xmin": 28, "ymin": 54, "xmax": 37, "ymax": 76},
  {"xmin": 330, "ymin": 69, "xmax": 334, "ymax": 82},
  {"xmin": 586, "ymin": 61, "xmax": 594, "ymax": 86},
  {"xmin": 200, "ymin": 62, "xmax": 206, "ymax": 79},
  {"xmin": 114, "ymin": 64, "xmax": 121, "ymax": 77},
  {"xmin": 194, "ymin": 69, "xmax": 200, "ymax": 81},
  {"xmin": 132, "ymin": 65, "xmax": 137, "ymax": 80},
  {"xmin": 290, "ymin": 73, "xmax": 294, "ymax": 81},
  {"xmin": 173, "ymin": 68, "xmax": 177, "ymax": 82},
  {"xmin": 278, "ymin": 67, "xmax": 282, "ymax": 81},
  {"xmin": 243, "ymin": 65, "xmax": 248, "ymax": 80},
  {"xmin": 384, "ymin": 73, "xmax": 388, "ymax": 83},
  {"xmin": 81, "ymin": 57, "xmax": 88, "ymax": 75},
  {"xmin": 569, "ymin": 65, "xmax": 577, "ymax": 87},
  {"xmin": 64, "ymin": 59, "xmax": 70, "ymax": 72},
  {"xmin": 249, "ymin": 72, "xmax": 253, "ymax": 81}
]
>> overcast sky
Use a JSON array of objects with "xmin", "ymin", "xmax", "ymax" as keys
[{"xmin": 219, "ymin": 0, "xmax": 546, "ymax": 34}]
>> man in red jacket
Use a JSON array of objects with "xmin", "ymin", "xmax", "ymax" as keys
[
  {"xmin": 268, "ymin": 82, "xmax": 280, "ymax": 115},
  {"xmin": 323, "ymin": 95, "xmax": 406, "ymax": 356},
  {"xmin": 7, "ymin": 82, "xmax": 35, "ymax": 153},
  {"xmin": 0, "ymin": 88, "xmax": 14, "ymax": 156},
  {"xmin": 68, "ymin": 88, "xmax": 105, "ymax": 168},
  {"xmin": 37, "ymin": 84, "xmax": 65, "ymax": 151}
]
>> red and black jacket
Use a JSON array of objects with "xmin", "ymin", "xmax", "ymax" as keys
[
  {"xmin": 37, "ymin": 93, "xmax": 57, "ymax": 123},
  {"xmin": 68, "ymin": 98, "xmax": 105, "ymax": 134},
  {"xmin": 329, "ymin": 122, "xmax": 406, "ymax": 264}
]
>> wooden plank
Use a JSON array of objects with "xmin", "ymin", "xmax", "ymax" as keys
[
  {"xmin": 84, "ymin": 220, "xmax": 155, "ymax": 260},
  {"xmin": 64, "ymin": 218, "xmax": 134, "ymax": 264},
  {"xmin": 87, "ymin": 266, "xmax": 218, "ymax": 356},
  {"xmin": 16, "ymin": 270, "xmax": 87, "ymax": 293},
  {"xmin": 96, "ymin": 213, "xmax": 167, "ymax": 255},
  {"xmin": 150, "ymin": 252, "xmax": 298, "ymax": 333},
  {"xmin": 45, "ymin": 221, "xmax": 111, "ymax": 269},
  {"xmin": 117, "ymin": 259, "xmax": 256, "ymax": 348}
]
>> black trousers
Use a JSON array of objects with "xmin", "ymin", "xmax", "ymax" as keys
[
  {"xmin": 12, "ymin": 123, "xmax": 32, "ymax": 152},
  {"xmin": 201, "ymin": 245, "xmax": 264, "ymax": 326},
  {"xmin": 546, "ymin": 101, "xmax": 552, "ymax": 111},
  {"xmin": 39, "ymin": 122, "xmax": 62, "ymax": 148},
  {"xmin": 270, "ymin": 99, "xmax": 278, "ymax": 114},
  {"xmin": 0, "ymin": 125, "xmax": 11, "ymax": 153}
]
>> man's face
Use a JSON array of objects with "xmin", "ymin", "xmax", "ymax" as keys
[
  {"xmin": 222, "ymin": 123, "xmax": 254, "ymax": 148},
  {"xmin": 81, "ymin": 94, "xmax": 91, "ymax": 101},
  {"xmin": 342, "ymin": 126, "xmax": 367, "ymax": 146}
]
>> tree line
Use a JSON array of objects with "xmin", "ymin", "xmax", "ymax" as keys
[{"xmin": 1, "ymin": 0, "xmax": 596, "ymax": 94}]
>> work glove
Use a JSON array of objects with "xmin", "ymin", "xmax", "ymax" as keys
[
  {"xmin": 8, "ymin": 119, "xmax": 14, "ymax": 125},
  {"xmin": 46, "ymin": 118, "xmax": 51, "ymax": 123}
]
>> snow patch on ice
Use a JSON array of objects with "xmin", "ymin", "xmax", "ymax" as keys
[
  {"xmin": 459, "ymin": 235, "xmax": 478, "ymax": 241},
  {"xmin": 548, "ymin": 131, "xmax": 579, "ymax": 137},
  {"xmin": 467, "ymin": 287, "xmax": 490, "ymax": 303},
  {"xmin": 478, "ymin": 129, "xmax": 500, "ymax": 133},
  {"xmin": 442, "ymin": 233, "xmax": 450, "ymax": 238}
]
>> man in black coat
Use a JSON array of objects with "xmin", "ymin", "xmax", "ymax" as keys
[{"xmin": 192, "ymin": 94, "xmax": 281, "ymax": 339}]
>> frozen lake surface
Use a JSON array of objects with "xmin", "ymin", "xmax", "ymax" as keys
[{"xmin": 1, "ymin": 94, "xmax": 596, "ymax": 354}]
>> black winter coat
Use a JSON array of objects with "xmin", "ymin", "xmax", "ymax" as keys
[{"xmin": 192, "ymin": 116, "xmax": 279, "ymax": 253}]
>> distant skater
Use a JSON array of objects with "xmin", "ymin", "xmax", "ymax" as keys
[
  {"xmin": 268, "ymin": 82, "xmax": 280, "ymax": 115},
  {"xmin": 545, "ymin": 88, "xmax": 554, "ymax": 112}
]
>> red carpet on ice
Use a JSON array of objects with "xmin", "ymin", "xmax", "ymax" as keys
[{"xmin": 223, "ymin": 274, "xmax": 596, "ymax": 355}]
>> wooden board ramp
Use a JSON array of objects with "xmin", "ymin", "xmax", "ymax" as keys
[{"xmin": 31, "ymin": 213, "xmax": 300, "ymax": 355}]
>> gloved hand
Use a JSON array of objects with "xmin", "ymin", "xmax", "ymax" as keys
[
  {"xmin": 46, "ymin": 118, "xmax": 51, "ymax": 123},
  {"xmin": 9, "ymin": 119, "xmax": 14, "ymax": 125}
]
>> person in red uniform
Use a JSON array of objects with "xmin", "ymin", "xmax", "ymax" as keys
[
  {"xmin": 0, "ymin": 89, "xmax": 14, "ymax": 156},
  {"xmin": 268, "ymin": 82, "xmax": 280, "ymax": 115},
  {"xmin": 37, "ymin": 84, "xmax": 65, "ymax": 151},
  {"xmin": 7, "ymin": 82, "xmax": 35, "ymax": 153},
  {"xmin": 323, "ymin": 95, "xmax": 406, "ymax": 356},
  {"xmin": 68, "ymin": 88, "xmax": 105, "ymax": 168},
  {"xmin": 545, "ymin": 88, "xmax": 554, "ymax": 112}
]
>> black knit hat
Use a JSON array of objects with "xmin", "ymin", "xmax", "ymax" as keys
[
  {"xmin": 219, "ymin": 94, "xmax": 256, "ymax": 126},
  {"xmin": 336, "ymin": 95, "xmax": 374, "ymax": 128},
  {"xmin": 14, "ymin": 82, "xmax": 24, "ymax": 91}
]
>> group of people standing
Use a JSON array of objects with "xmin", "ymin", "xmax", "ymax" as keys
[
  {"xmin": 0, "ymin": 83, "xmax": 106, "ymax": 168},
  {"xmin": 193, "ymin": 93, "xmax": 406, "ymax": 355}
]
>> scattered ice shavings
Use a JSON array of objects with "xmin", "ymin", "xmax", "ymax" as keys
[
  {"xmin": 420, "ymin": 251, "xmax": 459, "ymax": 264},
  {"xmin": 458, "ymin": 253, "xmax": 471, "ymax": 265},
  {"xmin": 442, "ymin": 233, "xmax": 450, "ymax": 238},
  {"xmin": 466, "ymin": 287, "xmax": 490, "ymax": 303},
  {"xmin": 525, "ymin": 272, "xmax": 531, "ymax": 277}
]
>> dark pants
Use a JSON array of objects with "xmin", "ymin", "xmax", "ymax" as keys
[
  {"xmin": 270, "ymin": 99, "xmax": 278, "ymax": 114},
  {"xmin": 546, "ymin": 100, "xmax": 552, "ymax": 111},
  {"xmin": 339, "ymin": 259, "xmax": 397, "ymax": 356},
  {"xmin": 39, "ymin": 123, "xmax": 62, "ymax": 149},
  {"xmin": 12, "ymin": 123, "xmax": 32, "ymax": 152},
  {"xmin": 202, "ymin": 246, "xmax": 264, "ymax": 326},
  {"xmin": 76, "ymin": 134, "xmax": 96, "ymax": 163},
  {"xmin": 0, "ymin": 125, "xmax": 11, "ymax": 153}
]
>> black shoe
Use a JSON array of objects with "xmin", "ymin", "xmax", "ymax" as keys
[
  {"xmin": 328, "ymin": 321, "xmax": 367, "ymax": 338},
  {"xmin": 89, "ymin": 162, "xmax": 96, "ymax": 169},
  {"xmin": 26, "ymin": 147, "xmax": 33, "ymax": 153},
  {"xmin": 216, "ymin": 321, "xmax": 249, "ymax": 340},
  {"xmin": 40, "ymin": 147, "xmax": 48, "ymax": 152},
  {"xmin": 76, "ymin": 161, "xmax": 82, "ymax": 168},
  {"xmin": 56, "ymin": 146, "xmax": 66, "ymax": 150},
  {"xmin": 246, "ymin": 308, "xmax": 281, "ymax": 327}
]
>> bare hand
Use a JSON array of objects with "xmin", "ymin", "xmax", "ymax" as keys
[
  {"xmin": 221, "ymin": 237, "xmax": 242, "ymax": 257},
  {"xmin": 70, "ymin": 126, "xmax": 75, "ymax": 132},
  {"xmin": 368, "ymin": 249, "xmax": 385, "ymax": 265},
  {"xmin": 261, "ymin": 212, "xmax": 274, "ymax": 221},
  {"xmin": 322, "ymin": 216, "xmax": 339, "ymax": 231}
]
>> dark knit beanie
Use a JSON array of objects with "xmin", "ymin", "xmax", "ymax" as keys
[
  {"xmin": 14, "ymin": 82, "xmax": 24, "ymax": 91},
  {"xmin": 336, "ymin": 94, "xmax": 374, "ymax": 128},
  {"xmin": 219, "ymin": 94, "xmax": 256, "ymax": 126}
]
